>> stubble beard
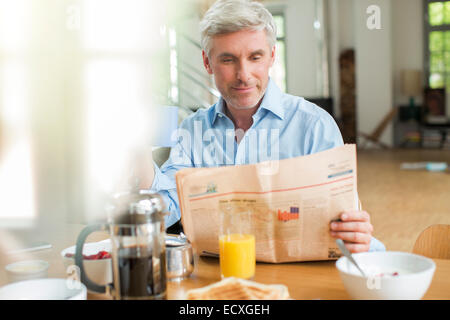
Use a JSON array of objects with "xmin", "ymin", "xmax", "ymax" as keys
[{"xmin": 226, "ymin": 83, "xmax": 267, "ymax": 111}]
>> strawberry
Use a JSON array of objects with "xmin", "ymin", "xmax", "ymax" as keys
[{"xmin": 67, "ymin": 251, "xmax": 111, "ymax": 260}]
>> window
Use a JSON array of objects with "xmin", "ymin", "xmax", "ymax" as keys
[
  {"xmin": 270, "ymin": 14, "xmax": 287, "ymax": 93},
  {"xmin": 425, "ymin": 0, "xmax": 450, "ymax": 90},
  {"xmin": 0, "ymin": 0, "xmax": 35, "ymax": 227},
  {"xmin": 82, "ymin": 0, "xmax": 167, "ymax": 194},
  {"xmin": 0, "ymin": 0, "xmax": 171, "ymax": 225}
]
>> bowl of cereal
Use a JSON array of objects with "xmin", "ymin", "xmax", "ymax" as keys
[{"xmin": 336, "ymin": 251, "xmax": 436, "ymax": 300}]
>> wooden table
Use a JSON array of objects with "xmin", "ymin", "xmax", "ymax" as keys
[
  {"xmin": 1, "ymin": 223, "xmax": 449, "ymax": 300},
  {"xmin": 167, "ymin": 256, "xmax": 450, "ymax": 300}
]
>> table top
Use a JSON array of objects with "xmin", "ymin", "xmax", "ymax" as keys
[
  {"xmin": 1, "ymin": 223, "xmax": 449, "ymax": 300},
  {"xmin": 167, "ymin": 255, "xmax": 450, "ymax": 300}
]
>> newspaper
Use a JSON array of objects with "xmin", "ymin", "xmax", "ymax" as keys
[{"xmin": 175, "ymin": 144, "xmax": 357, "ymax": 263}]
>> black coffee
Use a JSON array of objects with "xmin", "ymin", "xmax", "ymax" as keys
[{"xmin": 117, "ymin": 245, "xmax": 166, "ymax": 299}]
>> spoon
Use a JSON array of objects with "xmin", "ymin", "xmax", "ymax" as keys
[{"xmin": 336, "ymin": 239, "xmax": 366, "ymax": 277}]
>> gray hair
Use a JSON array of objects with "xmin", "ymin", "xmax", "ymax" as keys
[{"xmin": 200, "ymin": 0, "xmax": 277, "ymax": 56}]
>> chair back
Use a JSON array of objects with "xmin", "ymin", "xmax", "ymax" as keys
[
  {"xmin": 358, "ymin": 107, "xmax": 398, "ymax": 149},
  {"xmin": 371, "ymin": 107, "xmax": 398, "ymax": 141},
  {"xmin": 413, "ymin": 224, "xmax": 450, "ymax": 259}
]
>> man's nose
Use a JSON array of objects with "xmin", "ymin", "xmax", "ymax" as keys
[{"xmin": 236, "ymin": 61, "xmax": 251, "ymax": 82}]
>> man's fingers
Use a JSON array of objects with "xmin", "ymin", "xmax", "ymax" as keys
[
  {"xmin": 330, "ymin": 221, "xmax": 373, "ymax": 234},
  {"xmin": 341, "ymin": 242, "xmax": 370, "ymax": 253},
  {"xmin": 330, "ymin": 231, "xmax": 371, "ymax": 244},
  {"xmin": 340, "ymin": 210, "xmax": 370, "ymax": 222}
]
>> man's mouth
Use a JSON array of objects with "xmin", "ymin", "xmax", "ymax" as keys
[{"xmin": 232, "ymin": 86, "xmax": 254, "ymax": 93}]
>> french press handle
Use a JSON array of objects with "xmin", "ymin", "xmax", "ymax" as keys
[{"xmin": 75, "ymin": 224, "xmax": 112, "ymax": 294}]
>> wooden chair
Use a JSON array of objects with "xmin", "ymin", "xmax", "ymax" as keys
[
  {"xmin": 358, "ymin": 107, "xmax": 399, "ymax": 149},
  {"xmin": 412, "ymin": 224, "xmax": 450, "ymax": 259}
]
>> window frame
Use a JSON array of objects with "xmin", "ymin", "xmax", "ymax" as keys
[
  {"xmin": 269, "ymin": 9, "xmax": 288, "ymax": 93},
  {"xmin": 424, "ymin": 0, "xmax": 450, "ymax": 90}
]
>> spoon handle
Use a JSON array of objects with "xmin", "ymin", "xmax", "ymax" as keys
[{"xmin": 336, "ymin": 239, "xmax": 366, "ymax": 277}]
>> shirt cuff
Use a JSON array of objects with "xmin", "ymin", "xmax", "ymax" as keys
[
  {"xmin": 369, "ymin": 236, "xmax": 386, "ymax": 252},
  {"xmin": 150, "ymin": 161, "xmax": 180, "ymax": 229}
]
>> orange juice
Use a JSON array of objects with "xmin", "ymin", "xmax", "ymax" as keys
[{"xmin": 219, "ymin": 233, "xmax": 255, "ymax": 279}]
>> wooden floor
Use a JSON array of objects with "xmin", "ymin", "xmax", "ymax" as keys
[{"xmin": 357, "ymin": 148, "xmax": 450, "ymax": 252}]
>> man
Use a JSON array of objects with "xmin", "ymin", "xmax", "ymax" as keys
[{"xmin": 149, "ymin": 0, "xmax": 384, "ymax": 252}]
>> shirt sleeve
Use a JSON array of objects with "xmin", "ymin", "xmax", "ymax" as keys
[
  {"xmin": 307, "ymin": 113, "xmax": 344, "ymax": 154},
  {"xmin": 150, "ymin": 132, "xmax": 194, "ymax": 228},
  {"xmin": 150, "ymin": 162, "xmax": 181, "ymax": 228}
]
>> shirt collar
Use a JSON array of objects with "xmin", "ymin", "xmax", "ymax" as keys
[
  {"xmin": 257, "ymin": 78, "xmax": 284, "ymax": 120},
  {"xmin": 210, "ymin": 77, "xmax": 284, "ymax": 125},
  {"xmin": 210, "ymin": 97, "xmax": 227, "ymax": 125}
]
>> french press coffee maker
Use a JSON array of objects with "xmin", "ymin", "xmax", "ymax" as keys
[{"xmin": 75, "ymin": 190, "xmax": 168, "ymax": 300}]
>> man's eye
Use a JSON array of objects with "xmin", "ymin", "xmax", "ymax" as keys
[
  {"xmin": 252, "ymin": 56, "xmax": 261, "ymax": 61},
  {"xmin": 222, "ymin": 58, "xmax": 233, "ymax": 63}
]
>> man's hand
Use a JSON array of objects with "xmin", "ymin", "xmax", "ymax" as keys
[{"xmin": 330, "ymin": 211, "xmax": 373, "ymax": 253}]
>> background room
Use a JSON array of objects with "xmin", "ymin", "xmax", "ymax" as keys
[{"xmin": 0, "ymin": 0, "xmax": 449, "ymax": 259}]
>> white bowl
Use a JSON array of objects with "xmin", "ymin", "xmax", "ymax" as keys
[
  {"xmin": 0, "ymin": 278, "xmax": 87, "ymax": 300},
  {"xmin": 336, "ymin": 251, "xmax": 436, "ymax": 300},
  {"xmin": 61, "ymin": 239, "xmax": 113, "ymax": 287},
  {"xmin": 5, "ymin": 260, "xmax": 49, "ymax": 283}
]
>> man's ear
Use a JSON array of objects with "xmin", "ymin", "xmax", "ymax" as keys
[
  {"xmin": 269, "ymin": 45, "xmax": 276, "ymax": 67},
  {"xmin": 202, "ymin": 50, "xmax": 213, "ymax": 75}
]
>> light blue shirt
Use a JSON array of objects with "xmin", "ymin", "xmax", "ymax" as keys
[{"xmin": 151, "ymin": 78, "xmax": 385, "ymax": 252}]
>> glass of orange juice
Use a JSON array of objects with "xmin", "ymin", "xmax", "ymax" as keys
[{"xmin": 219, "ymin": 205, "xmax": 255, "ymax": 279}]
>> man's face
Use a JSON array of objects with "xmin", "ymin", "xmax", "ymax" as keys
[{"xmin": 202, "ymin": 29, "xmax": 275, "ymax": 110}]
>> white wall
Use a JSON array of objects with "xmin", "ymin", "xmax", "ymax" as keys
[
  {"xmin": 354, "ymin": 0, "xmax": 393, "ymax": 146},
  {"xmin": 392, "ymin": 0, "xmax": 424, "ymax": 107},
  {"xmin": 328, "ymin": 0, "xmax": 355, "ymax": 120},
  {"xmin": 328, "ymin": 0, "xmax": 425, "ymax": 146},
  {"xmin": 337, "ymin": 0, "xmax": 355, "ymax": 51},
  {"xmin": 283, "ymin": 0, "xmax": 320, "ymax": 97}
]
